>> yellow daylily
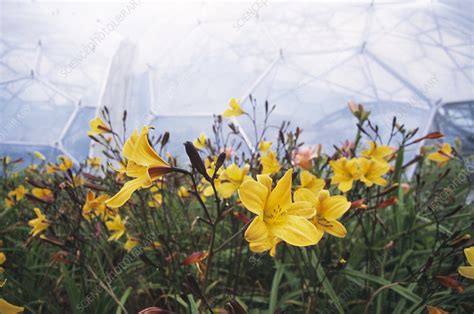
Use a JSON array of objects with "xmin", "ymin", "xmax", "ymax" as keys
[
  {"xmin": 249, "ymin": 235, "xmax": 282, "ymax": 257},
  {"xmin": 32, "ymin": 188, "xmax": 54, "ymax": 203},
  {"xmin": 217, "ymin": 164, "xmax": 251, "ymax": 198},
  {"xmin": 28, "ymin": 208, "xmax": 50, "ymax": 237},
  {"xmin": 193, "ymin": 132, "xmax": 207, "ymax": 150},
  {"xmin": 239, "ymin": 169, "xmax": 319, "ymax": 255},
  {"xmin": 0, "ymin": 252, "xmax": 5, "ymax": 273},
  {"xmin": 4, "ymin": 198, "xmax": 13, "ymax": 209},
  {"xmin": 329, "ymin": 158, "xmax": 361, "ymax": 192},
  {"xmin": 105, "ymin": 126, "xmax": 172, "ymax": 208},
  {"xmin": 358, "ymin": 157, "xmax": 390, "ymax": 187},
  {"xmin": 148, "ymin": 193, "xmax": 163, "ymax": 208},
  {"xmin": 8, "ymin": 185, "xmax": 27, "ymax": 202},
  {"xmin": 178, "ymin": 186, "xmax": 190, "ymax": 198},
  {"xmin": 106, "ymin": 215, "xmax": 126, "ymax": 241},
  {"xmin": 87, "ymin": 157, "xmax": 101, "ymax": 168},
  {"xmin": 124, "ymin": 236, "xmax": 139, "ymax": 252},
  {"xmin": 297, "ymin": 170, "xmax": 325, "ymax": 194},
  {"xmin": 294, "ymin": 189, "xmax": 351, "ymax": 243},
  {"xmin": 426, "ymin": 305, "xmax": 448, "ymax": 314},
  {"xmin": 198, "ymin": 157, "xmax": 224, "ymax": 197},
  {"xmin": 46, "ymin": 165, "xmax": 57, "ymax": 174},
  {"xmin": 223, "ymin": 98, "xmax": 244, "ymax": 117},
  {"xmin": 261, "ymin": 151, "xmax": 281, "ymax": 175},
  {"xmin": 58, "ymin": 155, "xmax": 73, "ymax": 171},
  {"xmin": 0, "ymin": 299, "xmax": 24, "ymax": 314},
  {"xmin": 88, "ymin": 116, "xmax": 111, "ymax": 136},
  {"xmin": 361, "ymin": 141, "xmax": 394, "ymax": 161},
  {"xmin": 82, "ymin": 191, "xmax": 111, "ymax": 221},
  {"xmin": 458, "ymin": 246, "xmax": 474, "ymax": 279},
  {"xmin": 258, "ymin": 141, "xmax": 272, "ymax": 153},
  {"xmin": 427, "ymin": 143, "xmax": 453, "ymax": 167},
  {"xmin": 33, "ymin": 151, "xmax": 46, "ymax": 161}
]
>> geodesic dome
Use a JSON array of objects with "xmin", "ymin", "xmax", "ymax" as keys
[{"xmin": 1, "ymin": 0, "xmax": 473, "ymax": 163}]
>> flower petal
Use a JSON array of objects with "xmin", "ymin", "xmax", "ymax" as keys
[
  {"xmin": 464, "ymin": 247, "xmax": 474, "ymax": 266},
  {"xmin": 106, "ymin": 177, "xmax": 147, "ymax": 208},
  {"xmin": 270, "ymin": 215, "xmax": 319, "ymax": 246},
  {"xmin": 266, "ymin": 169, "xmax": 292, "ymax": 211},
  {"xmin": 238, "ymin": 180, "xmax": 268, "ymax": 215},
  {"xmin": 257, "ymin": 174, "xmax": 273, "ymax": 193},
  {"xmin": 458, "ymin": 266, "xmax": 474, "ymax": 279},
  {"xmin": 321, "ymin": 196, "xmax": 351, "ymax": 221},
  {"xmin": 321, "ymin": 220, "xmax": 347, "ymax": 238},
  {"xmin": 217, "ymin": 182, "xmax": 238, "ymax": 199},
  {"xmin": 286, "ymin": 201, "xmax": 315, "ymax": 218},
  {"xmin": 294, "ymin": 188, "xmax": 318, "ymax": 204},
  {"xmin": 130, "ymin": 127, "xmax": 169, "ymax": 167},
  {"xmin": 338, "ymin": 180, "xmax": 353, "ymax": 192},
  {"xmin": 0, "ymin": 298, "xmax": 24, "ymax": 314},
  {"xmin": 249, "ymin": 240, "xmax": 272, "ymax": 254},
  {"xmin": 244, "ymin": 216, "xmax": 268, "ymax": 243}
]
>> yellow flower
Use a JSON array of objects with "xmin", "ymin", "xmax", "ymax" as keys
[
  {"xmin": 261, "ymin": 151, "xmax": 281, "ymax": 175},
  {"xmin": 147, "ymin": 193, "xmax": 163, "ymax": 208},
  {"xmin": 193, "ymin": 132, "xmax": 207, "ymax": 150},
  {"xmin": 105, "ymin": 126, "xmax": 172, "ymax": 208},
  {"xmin": 358, "ymin": 157, "xmax": 390, "ymax": 188},
  {"xmin": 57, "ymin": 155, "xmax": 73, "ymax": 171},
  {"xmin": 0, "ymin": 252, "xmax": 5, "ymax": 273},
  {"xmin": 258, "ymin": 141, "xmax": 272, "ymax": 153},
  {"xmin": 0, "ymin": 299, "xmax": 24, "ymax": 314},
  {"xmin": 87, "ymin": 157, "xmax": 101, "ymax": 168},
  {"xmin": 124, "ymin": 236, "xmax": 139, "ymax": 252},
  {"xmin": 83, "ymin": 191, "xmax": 111, "ymax": 221},
  {"xmin": 249, "ymin": 235, "xmax": 282, "ymax": 257},
  {"xmin": 8, "ymin": 185, "xmax": 27, "ymax": 202},
  {"xmin": 294, "ymin": 189, "xmax": 351, "ymax": 243},
  {"xmin": 32, "ymin": 188, "xmax": 54, "ymax": 203},
  {"xmin": 199, "ymin": 157, "xmax": 224, "ymax": 197},
  {"xmin": 4, "ymin": 198, "xmax": 13, "ymax": 209},
  {"xmin": 361, "ymin": 141, "xmax": 394, "ymax": 161},
  {"xmin": 88, "ymin": 116, "xmax": 111, "ymax": 136},
  {"xmin": 106, "ymin": 215, "xmax": 126, "ymax": 241},
  {"xmin": 33, "ymin": 151, "xmax": 46, "ymax": 160},
  {"xmin": 329, "ymin": 158, "xmax": 361, "ymax": 192},
  {"xmin": 178, "ymin": 186, "xmax": 190, "ymax": 198},
  {"xmin": 458, "ymin": 246, "xmax": 474, "ymax": 279},
  {"xmin": 427, "ymin": 143, "xmax": 453, "ymax": 167},
  {"xmin": 27, "ymin": 164, "xmax": 38, "ymax": 172},
  {"xmin": 28, "ymin": 208, "xmax": 50, "ymax": 237},
  {"xmin": 217, "ymin": 164, "xmax": 251, "ymax": 198},
  {"xmin": 239, "ymin": 169, "xmax": 318, "ymax": 255},
  {"xmin": 46, "ymin": 165, "xmax": 57, "ymax": 174},
  {"xmin": 297, "ymin": 170, "xmax": 325, "ymax": 194},
  {"xmin": 223, "ymin": 98, "xmax": 244, "ymax": 117},
  {"xmin": 426, "ymin": 305, "xmax": 448, "ymax": 314}
]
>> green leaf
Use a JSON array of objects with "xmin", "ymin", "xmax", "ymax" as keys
[
  {"xmin": 187, "ymin": 294, "xmax": 199, "ymax": 314},
  {"xmin": 312, "ymin": 252, "xmax": 344, "ymax": 314},
  {"xmin": 115, "ymin": 287, "xmax": 132, "ymax": 314},
  {"xmin": 343, "ymin": 268, "xmax": 422, "ymax": 304},
  {"xmin": 269, "ymin": 261, "xmax": 285, "ymax": 313}
]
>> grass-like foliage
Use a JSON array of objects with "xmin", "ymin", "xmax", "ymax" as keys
[{"xmin": 0, "ymin": 98, "xmax": 473, "ymax": 313}]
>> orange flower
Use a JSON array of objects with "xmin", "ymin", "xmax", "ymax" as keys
[{"xmin": 292, "ymin": 145, "xmax": 320, "ymax": 170}]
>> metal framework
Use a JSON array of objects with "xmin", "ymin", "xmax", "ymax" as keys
[{"xmin": 0, "ymin": 1, "xmax": 473, "ymax": 163}]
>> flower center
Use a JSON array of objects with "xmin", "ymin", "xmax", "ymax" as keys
[
  {"xmin": 316, "ymin": 216, "xmax": 333, "ymax": 228},
  {"xmin": 264, "ymin": 204, "xmax": 286, "ymax": 223}
]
